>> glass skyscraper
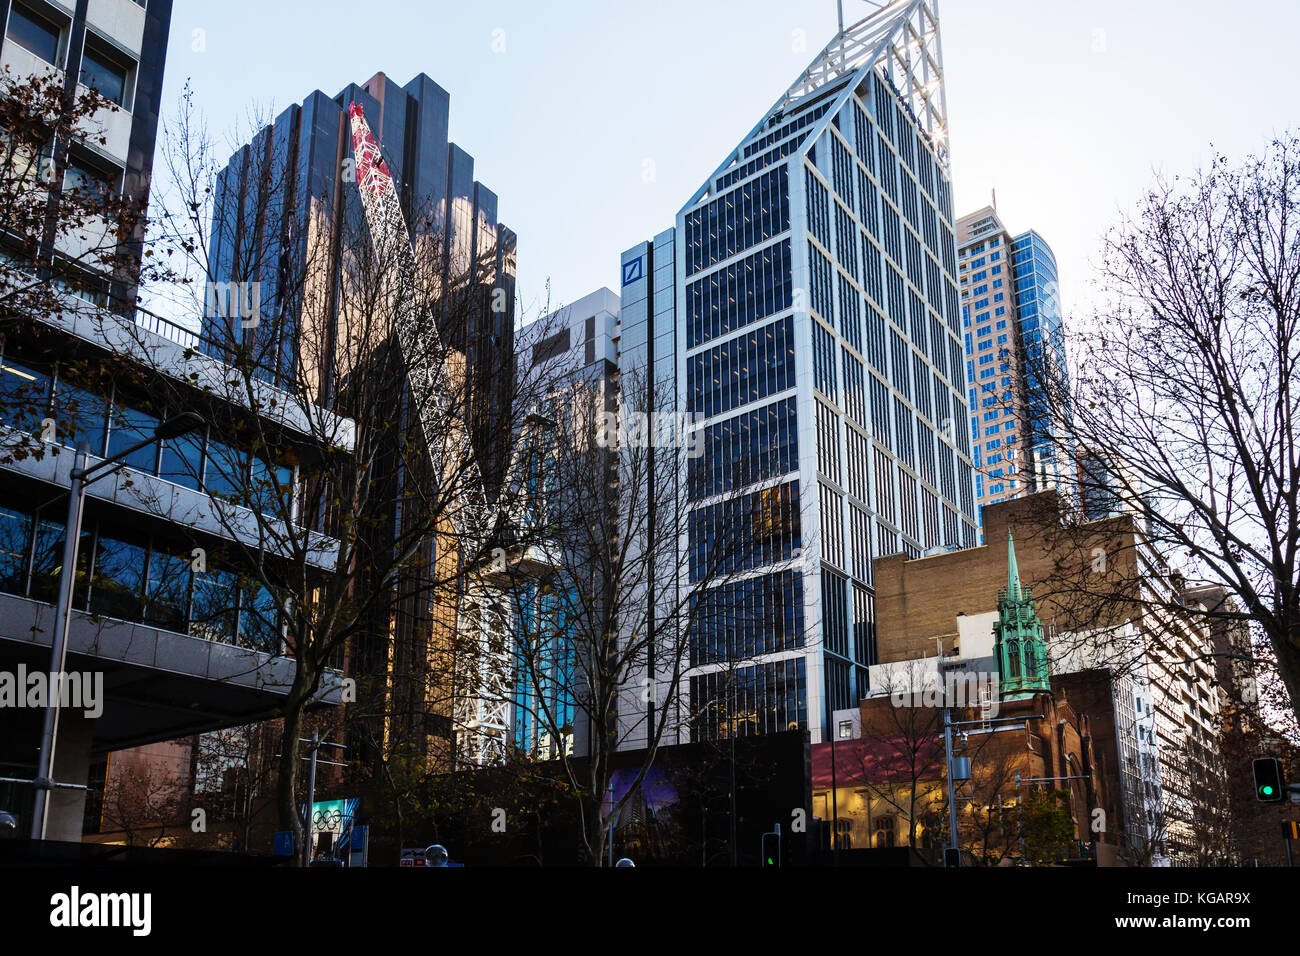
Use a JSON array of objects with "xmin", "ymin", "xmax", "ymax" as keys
[
  {"xmin": 957, "ymin": 208, "xmax": 1070, "ymax": 534},
  {"xmin": 621, "ymin": 1, "xmax": 977, "ymax": 745},
  {"xmin": 202, "ymin": 70, "xmax": 518, "ymax": 770},
  {"xmin": 1012, "ymin": 230, "xmax": 1068, "ymax": 489}
]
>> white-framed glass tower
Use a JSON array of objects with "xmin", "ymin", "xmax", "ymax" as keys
[{"xmin": 621, "ymin": 1, "xmax": 978, "ymax": 746}]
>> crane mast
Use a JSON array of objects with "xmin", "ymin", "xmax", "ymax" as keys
[{"xmin": 347, "ymin": 102, "xmax": 519, "ymax": 765}]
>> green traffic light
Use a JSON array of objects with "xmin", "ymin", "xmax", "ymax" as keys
[{"xmin": 1262, "ymin": 785, "xmax": 1276, "ymax": 796}]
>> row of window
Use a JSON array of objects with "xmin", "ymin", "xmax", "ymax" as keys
[
  {"xmin": 808, "ymin": 242, "xmax": 834, "ymax": 325},
  {"xmin": 5, "ymin": 3, "xmax": 138, "ymax": 110},
  {"xmin": 815, "ymin": 400, "xmax": 840, "ymax": 485},
  {"xmin": 689, "ymin": 657, "xmax": 807, "ymax": 740},
  {"xmin": 512, "ymin": 581, "xmax": 578, "ymax": 755},
  {"xmin": 717, "ymin": 134, "xmax": 807, "ymax": 192},
  {"xmin": 685, "ymin": 166, "xmax": 790, "ymax": 276},
  {"xmin": 822, "ymin": 569, "xmax": 848, "ymax": 659},
  {"xmin": 743, "ymin": 103, "xmax": 830, "ymax": 159},
  {"xmin": 688, "ymin": 481, "xmax": 800, "ymax": 582},
  {"xmin": 811, "ymin": 317, "xmax": 837, "ymax": 402},
  {"xmin": 688, "ymin": 569, "xmax": 804, "ymax": 667},
  {"xmin": 0, "ymin": 502, "xmax": 281, "ymax": 652},
  {"xmin": 0, "ymin": 352, "xmax": 295, "ymax": 514},
  {"xmin": 688, "ymin": 397, "xmax": 797, "ymax": 500},
  {"xmin": 686, "ymin": 240, "xmax": 792, "ymax": 349},
  {"xmin": 687, "ymin": 316, "xmax": 796, "ymax": 419}
]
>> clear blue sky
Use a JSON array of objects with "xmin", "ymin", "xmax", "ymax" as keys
[{"xmin": 162, "ymin": 0, "xmax": 1299, "ymax": 323}]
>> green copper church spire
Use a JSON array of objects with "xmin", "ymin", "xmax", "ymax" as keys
[{"xmin": 993, "ymin": 533, "xmax": 1051, "ymax": 701}]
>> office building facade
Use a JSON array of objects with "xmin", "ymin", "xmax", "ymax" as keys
[
  {"xmin": 957, "ymin": 207, "xmax": 1070, "ymax": 533},
  {"xmin": 201, "ymin": 71, "xmax": 519, "ymax": 770},
  {"xmin": 621, "ymin": 1, "xmax": 977, "ymax": 746},
  {"xmin": 513, "ymin": 288, "xmax": 621, "ymax": 759},
  {"xmin": 1, "ymin": 0, "xmax": 173, "ymax": 309},
  {"xmin": 0, "ymin": 0, "xmax": 351, "ymax": 842}
]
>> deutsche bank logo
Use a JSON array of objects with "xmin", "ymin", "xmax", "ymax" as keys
[{"xmin": 622, "ymin": 256, "xmax": 644, "ymax": 286}]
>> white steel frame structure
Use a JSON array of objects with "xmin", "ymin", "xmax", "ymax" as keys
[
  {"xmin": 347, "ymin": 103, "xmax": 550, "ymax": 766},
  {"xmin": 690, "ymin": 0, "xmax": 950, "ymax": 210}
]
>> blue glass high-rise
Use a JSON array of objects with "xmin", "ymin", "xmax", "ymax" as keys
[{"xmin": 1012, "ymin": 230, "xmax": 1069, "ymax": 491}]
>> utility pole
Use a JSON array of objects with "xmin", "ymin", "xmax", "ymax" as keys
[
  {"xmin": 301, "ymin": 731, "xmax": 319, "ymax": 868},
  {"xmin": 298, "ymin": 733, "xmax": 347, "ymax": 866},
  {"xmin": 943, "ymin": 708, "xmax": 958, "ymax": 859},
  {"xmin": 943, "ymin": 710, "xmax": 1036, "ymax": 865}
]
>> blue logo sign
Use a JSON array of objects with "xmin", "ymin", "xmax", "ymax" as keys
[{"xmin": 622, "ymin": 256, "xmax": 644, "ymax": 286}]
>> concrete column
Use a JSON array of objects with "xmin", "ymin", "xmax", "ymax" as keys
[{"xmin": 46, "ymin": 708, "xmax": 94, "ymax": 842}]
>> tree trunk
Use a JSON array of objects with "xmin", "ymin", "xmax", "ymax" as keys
[
  {"xmin": 275, "ymin": 667, "xmax": 314, "ymax": 865},
  {"xmin": 1272, "ymin": 621, "xmax": 1300, "ymax": 731},
  {"xmin": 586, "ymin": 801, "xmax": 606, "ymax": 867}
]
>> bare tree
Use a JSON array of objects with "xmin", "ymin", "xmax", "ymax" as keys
[
  {"xmin": 1029, "ymin": 134, "xmax": 1300, "ymax": 726},
  {"xmin": 115, "ymin": 90, "xmax": 553, "ymax": 862},
  {"xmin": 97, "ymin": 762, "xmax": 187, "ymax": 848},
  {"xmin": 496, "ymin": 362, "xmax": 778, "ymax": 865},
  {"xmin": 855, "ymin": 665, "xmax": 948, "ymax": 850}
]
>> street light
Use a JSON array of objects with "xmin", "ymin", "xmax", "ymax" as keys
[{"xmin": 29, "ymin": 412, "xmax": 205, "ymax": 840}]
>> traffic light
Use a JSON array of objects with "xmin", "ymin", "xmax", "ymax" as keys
[
  {"xmin": 761, "ymin": 830, "xmax": 781, "ymax": 868},
  {"xmin": 1253, "ymin": 757, "xmax": 1286, "ymax": 802},
  {"xmin": 1282, "ymin": 820, "xmax": 1299, "ymax": 841},
  {"xmin": 943, "ymin": 847, "xmax": 962, "ymax": 868}
]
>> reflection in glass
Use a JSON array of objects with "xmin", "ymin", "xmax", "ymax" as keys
[
  {"xmin": 29, "ymin": 518, "xmax": 91, "ymax": 606},
  {"xmin": 52, "ymin": 377, "xmax": 108, "ymax": 452},
  {"xmin": 190, "ymin": 564, "xmax": 238, "ymax": 645},
  {"xmin": 143, "ymin": 545, "xmax": 191, "ymax": 633},
  {"xmin": 239, "ymin": 579, "xmax": 280, "ymax": 652},
  {"xmin": 79, "ymin": 47, "xmax": 128, "ymax": 108},
  {"xmin": 0, "ymin": 506, "xmax": 32, "ymax": 594},
  {"xmin": 107, "ymin": 401, "xmax": 159, "ymax": 474},
  {"xmin": 0, "ymin": 357, "xmax": 52, "ymax": 436},
  {"xmin": 88, "ymin": 527, "xmax": 147, "ymax": 621},
  {"xmin": 203, "ymin": 437, "xmax": 247, "ymax": 502},
  {"xmin": 158, "ymin": 428, "xmax": 205, "ymax": 490}
]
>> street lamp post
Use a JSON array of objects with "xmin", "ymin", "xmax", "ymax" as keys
[{"xmin": 29, "ymin": 412, "xmax": 205, "ymax": 840}]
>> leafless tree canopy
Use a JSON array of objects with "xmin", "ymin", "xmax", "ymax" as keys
[{"xmin": 1026, "ymin": 134, "xmax": 1300, "ymax": 727}]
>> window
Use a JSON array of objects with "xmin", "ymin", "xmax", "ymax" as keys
[
  {"xmin": 79, "ymin": 44, "xmax": 131, "ymax": 108},
  {"xmin": 0, "ymin": 354, "xmax": 52, "ymax": 435},
  {"xmin": 239, "ymin": 578, "xmax": 281, "ymax": 652},
  {"xmin": 838, "ymin": 720, "xmax": 852, "ymax": 739},
  {"xmin": 143, "ymin": 543, "xmax": 190, "ymax": 633},
  {"xmin": 203, "ymin": 436, "xmax": 249, "ymax": 501},
  {"xmin": 88, "ymin": 525, "xmax": 147, "ymax": 621},
  {"xmin": 6, "ymin": 5, "xmax": 62, "ymax": 64},
  {"xmin": 63, "ymin": 155, "xmax": 118, "ymax": 202},
  {"xmin": 0, "ymin": 506, "xmax": 32, "ymax": 594},
  {"xmin": 107, "ymin": 400, "xmax": 160, "ymax": 474},
  {"xmin": 191, "ymin": 563, "xmax": 238, "ymax": 645},
  {"xmin": 249, "ymin": 452, "xmax": 293, "ymax": 515},
  {"xmin": 51, "ymin": 368, "xmax": 108, "ymax": 452},
  {"xmin": 158, "ymin": 425, "xmax": 205, "ymax": 490}
]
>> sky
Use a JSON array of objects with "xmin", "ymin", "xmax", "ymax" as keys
[{"xmin": 161, "ymin": 0, "xmax": 1300, "ymax": 325}]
